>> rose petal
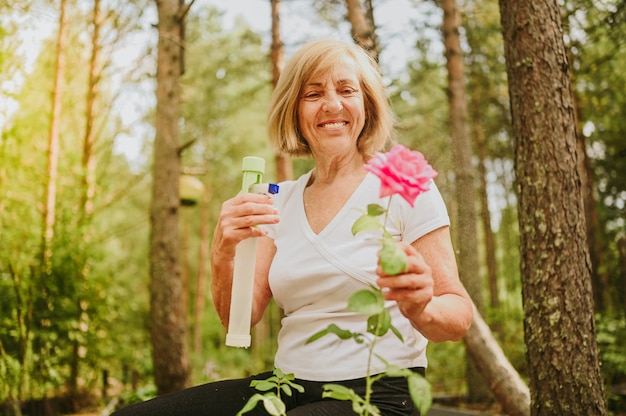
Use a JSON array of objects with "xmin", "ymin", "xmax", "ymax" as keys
[{"xmin": 365, "ymin": 144, "xmax": 438, "ymax": 207}]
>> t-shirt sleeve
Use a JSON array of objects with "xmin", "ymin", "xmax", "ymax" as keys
[{"xmin": 398, "ymin": 180, "xmax": 451, "ymax": 244}]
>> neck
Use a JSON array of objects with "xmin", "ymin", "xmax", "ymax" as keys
[{"xmin": 310, "ymin": 153, "xmax": 366, "ymax": 186}]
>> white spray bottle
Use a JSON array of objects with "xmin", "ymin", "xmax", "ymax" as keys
[{"xmin": 225, "ymin": 156, "xmax": 278, "ymax": 348}]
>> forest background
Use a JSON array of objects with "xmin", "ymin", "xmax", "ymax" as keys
[{"xmin": 0, "ymin": 0, "xmax": 625, "ymax": 415}]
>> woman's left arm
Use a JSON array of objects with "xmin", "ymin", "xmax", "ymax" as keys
[{"xmin": 376, "ymin": 225, "xmax": 473, "ymax": 342}]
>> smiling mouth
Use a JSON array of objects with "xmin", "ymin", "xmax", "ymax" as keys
[{"xmin": 320, "ymin": 121, "xmax": 347, "ymax": 129}]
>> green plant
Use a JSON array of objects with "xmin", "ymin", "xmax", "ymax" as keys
[
  {"xmin": 308, "ymin": 286, "xmax": 432, "ymax": 416},
  {"xmin": 238, "ymin": 287, "xmax": 432, "ymax": 416},
  {"xmin": 237, "ymin": 368, "xmax": 304, "ymax": 416}
]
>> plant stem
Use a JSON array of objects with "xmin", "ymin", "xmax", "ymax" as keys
[
  {"xmin": 382, "ymin": 196, "xmax": 392, "ymax": 235},
  {"xmin": 363, "ymin": 299, "xmax": 385, "ymax": 415}
]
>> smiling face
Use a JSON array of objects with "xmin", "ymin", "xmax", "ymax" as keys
[{"xmin": 297, "ymin": 58, "xmax": 366, "ymax": 157}]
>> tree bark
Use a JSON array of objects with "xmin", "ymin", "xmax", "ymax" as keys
[
  {"xmin": 345, "ymin": 0, "xmax": 378, "ymax": 60},
  {"xmin": 41, "ymin": 0, "xmax": 68, "ymax": 273},
  {"xmin": 472, "ymin": 95, "xmax": 499, "ymax": 310},
  {"xmin": 573, "ymin": 87, "xmax": 608, "ymax": 313},
  {"xmin": 82, "ymin": 0, "xmax": 101, "ymax": 221},
  {"xmin": 270, "ymin": 0, "xmax": 292, "ymax": 183},
  {"xmin": 441, "ymin": 0, "xmax": 491, "ymax": 402},
  {"xmin": 150, "ymin": 0, "xmax": 191, "ymax": 395},
  {"xmin": 499, "ymin": 0, "xmax": 607, "ymax": 414},
  {"xmin": 70, "ymin": 0, "xmax": 104, "ymax": 401}
]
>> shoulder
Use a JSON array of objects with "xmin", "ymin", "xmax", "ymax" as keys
[{"xmin": 273, "ymin": 171, "xmax": 311, "ymax": 207}]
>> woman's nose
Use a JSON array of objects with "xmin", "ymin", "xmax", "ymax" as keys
[{"xmin": 322, "ymin": 94, "xmax": 343, "ymax": 112}]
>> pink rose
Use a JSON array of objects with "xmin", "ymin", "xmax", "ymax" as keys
[{"xmin": 364, "ymin": 144, "xmax": 438, "ymax": 207}]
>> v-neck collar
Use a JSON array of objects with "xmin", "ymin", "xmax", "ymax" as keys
[{"xmin": 297, "ymin": 170, "xmax": 375, "ymax": 237}]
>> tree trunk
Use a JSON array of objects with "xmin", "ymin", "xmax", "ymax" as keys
[
  {"xmin": 498, "ymin": 1, "xmax": 607, "ymax": 414},
  {"xmin": 41, "ymin": 0, "xmax": 68, "ymax": 273},
  {"xmin": 441, "ymin": 0, "xmax": 491, "ymax": 403},
  {"xmin": 464, "ymin": 304, "xmax": 530, "ymax": 416},
  {"xmin": 472, "ymin": 96, "xmax": 499, "ymax": 310},
  {"xmin": 345, "ymin": 0, "xmax": 378, "ymax": 60},
  {"xmin": 573, "ymin": 88, "xmax": 608, "ymax": 313},
  {"xmin": 82, "ymin": 0, "xmax": 101, "ymax": 221},
  {"xmin": 150, "ymin": 0, "xmax": 191, "ymax": 395},
  {"xmin": 270, "ymin": 0, "xmax": 292, "ymax": 183},
  {"xmin": 69, "ymin": 0, "xmax": 103, "ymax": 400}
]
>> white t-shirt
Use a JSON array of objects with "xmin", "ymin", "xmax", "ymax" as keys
[{"xmin": 264, "ymin": 170, "xmax": 450, "ymax": 381}]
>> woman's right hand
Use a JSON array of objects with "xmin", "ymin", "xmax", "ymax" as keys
[{"xmin": 211, "ymin": 192, "xmax": 280, "ymax": 259}]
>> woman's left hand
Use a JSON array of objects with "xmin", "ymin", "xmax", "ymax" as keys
[
  {"xmin": 375, "ymin": 227, "xmax": 472, "ymax": 342},
  {"xmin": 376, "ymin": 243, "xmax": 434, "ymax": 319}
]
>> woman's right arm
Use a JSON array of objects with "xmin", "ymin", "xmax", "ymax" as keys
[{"xmin": 210, "ymin": 192, "xmax": 279, "ymax": 328}]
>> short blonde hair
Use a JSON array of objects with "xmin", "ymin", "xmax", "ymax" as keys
[{"xmin": 267, "ymin": 39, "xmax": 395, "ymax": 158}]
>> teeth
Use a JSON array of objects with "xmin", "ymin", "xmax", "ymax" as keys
[{"xmin": 322, "ymin": 122, "xmax": 345, "ymax": 129}]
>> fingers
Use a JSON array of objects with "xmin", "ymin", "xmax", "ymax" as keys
[
  {"xmin": 376, "ymin": 242, "xmax": 433, "ymax": 306},
  {"xmin": 225, "ymin": 193, "xmax": 278, "ymax": 224},
  {"xmin": 214, "ymin": 193, "xmax": 280, "ymax": 251}
]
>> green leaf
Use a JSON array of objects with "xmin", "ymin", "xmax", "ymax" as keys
[
  {"xmin": 280, "ymin": 384, "xmax": 292, "ymax": 397},
  {"xmin": 273, "ymin": 368, "xmax": 287, "ymax": 379},
  {"xmin": 236, "ymin": 393, "xmax": 267, "ymax": 416},
  {"xmin": 390, "ymin": 323, "xmax": 405, "ymax": 342},
  {"xmin": 348, "ymin": 289, "xmax": 384, "ymax": 315},
  {"xmin": 380, "ymin": 364, "xmax": 407, "ymax": 378},
  {"xmin": 284, "ymin": 379, "xmax": 305, "ymax": 394},
  {"xmin": 250, "ymin": 379, "xmax": 277, "ymax": 392},
  {"xmin": 380, "ymin": 237, "xmax": 408, "ymax": 275},
  {"xmin": 306, "ymin": 324, "xmax": 355, "ymax": 344},
  {"xmin": 407, "ymin": 373, "xmax": 432, "ymax": 416},
  {"xmin": 367, "ymin": 309, "xmax": 391, "ymax": 337},
  {"xmin": 366, "ymin": 203, "xmax": 387, "ymax": 216},
  {"xmin": 322, "ymin": 384, "xmax": 381, "ymax": 416},
  {"xmin": 321, "ymin": 384, "xmax": 359, "ymax": 401},
  {"xmin": 262, "ymin": 395, "xmax": 287, "ymax": 416},
  {"xmin": 351, "ymin": 214, "xmax": 383, "ymax": 235}
]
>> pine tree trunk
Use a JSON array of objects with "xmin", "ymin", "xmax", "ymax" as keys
[
  {"xmin": 573, "ymin": 89, "xmax": 608, "ymax": 312},
  {"xmin": 69, "ymin": 0, "xmax": 103, "ymax": 401},
  {"xmin": 472, "ymin": 99, "xmax": 499, "ymax": 310},
  {"xmin": 499, "ymin": 1, "xmax": 607, "ymax": 414},
  {"xmin": 41, "ymin": 0, "xmax": 67, "ymax": 273},
  {"xmin": 270, "ymin": 0, "xmax": 292, "ymax": 184},
  {"xmin": 441, "ymin": 0, "xmax": 491, "ymax": 402},
  {"xmin": 345, "ymin": 0, "xmax": 378, "ymax": 59},
  {"xmin": 150, "ymin": 0, "xmax": 191, "ymax": 395}
]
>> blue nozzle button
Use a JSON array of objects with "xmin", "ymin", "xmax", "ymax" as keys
[{"xmin": 268, "ymin": 183, "xmax": 279, "ymax": 194}]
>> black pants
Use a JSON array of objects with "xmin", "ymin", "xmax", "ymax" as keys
[{"xmin": 111, "ymin": 368, "xmax": 426, "ymax": 416}]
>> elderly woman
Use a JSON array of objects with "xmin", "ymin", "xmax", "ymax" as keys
[{"xmin": 114, "ymin": 39, "xmax": 472, "ymax": 416}]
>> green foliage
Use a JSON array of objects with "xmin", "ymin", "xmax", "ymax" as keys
[
  {"xmin": 0, "ymin": 1, "xmax": 155, "ymax": 404},
  {"xmin": 307, "ymin": 287, "xmax": 403, "ymax": 345},
  {"xmin": 322, "ymin": 384, "xmax": 381, "ymax": 416},
  {"xmin": 117, "ymin": 384, "xmax": 157, "ymax": 407},
  {"xmin": 425, "ymin": 341, "xmax": 467, "ymax": 396},
  {"xmin": 241, "ymin": 287, "xmax": 431, "ymax": 416},
  {"xmin": 308, "ymin": 287, "xmax": 430, "ymax": 415},
  {"xmin": 238, "ymin": 368, "xmax": 304, "ymax": 416},
  {"xmin": 563, "ymin": 0, "xmax": 626, "ymax": 314},
  {"xmin": 596, "ymin": 314, "xmax": 626, "ymax": 387},
  {"xmin": 352, "ymin": 201, "xmax": 408, "ymax": 276},
  {"xmin": 1, "ymin": 0, "xmax": 625, "ymax": 411}
]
